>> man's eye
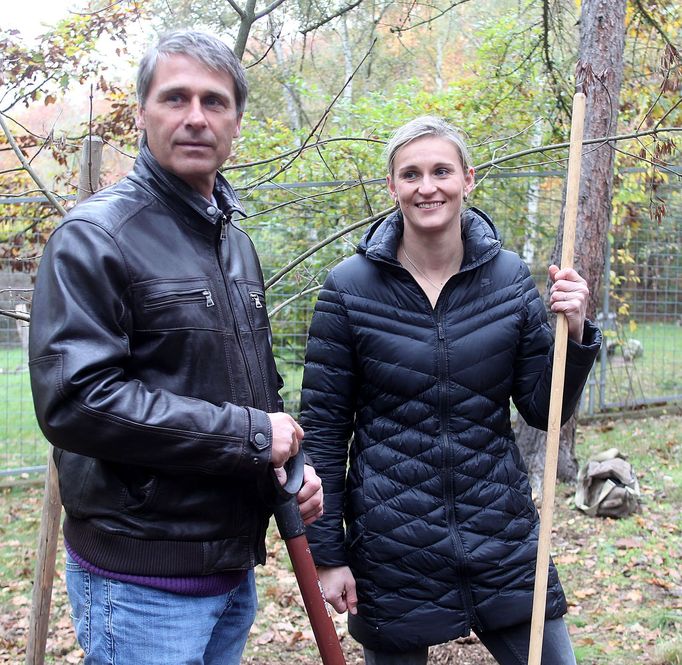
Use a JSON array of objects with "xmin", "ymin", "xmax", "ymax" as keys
[
  {"xmin": 166, "ymin": 94, "xmax": 184, "ymax": 105},
  {"xmin": 205, "ymin": 97, "xmax": 226, "ymax": 108}
]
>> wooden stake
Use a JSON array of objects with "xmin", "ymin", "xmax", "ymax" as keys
[
  {"xmin": 527, "ymin": 91, "xmax": 586, "ymax": 665},
  {"xmin": 25, "ymin": 453, "xmax": 60, "ymax": 665},
  {"xmin": 26, "ymin": 136, "xmax": 103, "ymax": 665}
]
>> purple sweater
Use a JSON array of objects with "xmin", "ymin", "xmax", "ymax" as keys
[{"xmin": 65, "ymin": 541, "xmax": 247, "ymax": 597}]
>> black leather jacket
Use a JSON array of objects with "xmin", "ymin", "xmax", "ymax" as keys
[{"xmin": 29, "ymin": 146, "xmax": 282, "ymax": 576}]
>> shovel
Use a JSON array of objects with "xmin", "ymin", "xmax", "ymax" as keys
[{"xmin": 271, "ymin": 452, "xmax": 347, "ymax": 665}]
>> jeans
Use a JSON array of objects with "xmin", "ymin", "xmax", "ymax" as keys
[
  {"xmin": 363, "ymin": 617, "xmax": 577, "ymax": 665},
  {"xmin": 65, "ymin": 553, "xmax": 258, "ymax": 665}
]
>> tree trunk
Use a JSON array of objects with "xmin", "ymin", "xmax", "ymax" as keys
[{"xmin": 515, "ymin": 0, "xmax": 627, "ymax": 498}]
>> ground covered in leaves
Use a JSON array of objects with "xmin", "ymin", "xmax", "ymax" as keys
[{"xmin": 1, "ymin": 413, "xmax": 681, "ymax": 664}]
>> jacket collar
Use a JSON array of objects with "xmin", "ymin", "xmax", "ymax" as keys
[
  {"xmin": 132, "ymin": 143, "xmax": 246, "ymax": 227},
  {"xmin": 359, "ymin": 206, "xmax": 501, "ymax": 273}
]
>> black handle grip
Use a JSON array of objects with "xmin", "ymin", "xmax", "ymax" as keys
[{"xmin": 270, "ymin": 449, "xmax": 305, "ymax": 502}]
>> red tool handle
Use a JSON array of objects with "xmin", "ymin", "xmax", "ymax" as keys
[
  {"xmin": 272, "ymin": 451, "xmax": 347, "ymax": 665},
  {"xmin": 285, "ymin": 533, "xmax": 347, "ymax": 665}
]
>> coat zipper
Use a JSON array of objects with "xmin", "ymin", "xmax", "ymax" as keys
[{"xmin": 436, "ymin": 308, "xmax": 481, "ymax": 632}]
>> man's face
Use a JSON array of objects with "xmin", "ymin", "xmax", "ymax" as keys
[{"xmin": 136, "ymin": 53, "xmax": 242, "ymax": 200}]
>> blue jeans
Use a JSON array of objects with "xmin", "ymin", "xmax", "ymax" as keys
[
  {"xmin": 363, "ymin": 617, "xmax": 576, "ymax": 665},
  {"xmin": 65, "ymin": 553, "xmax": 258, "ymax": 665}
]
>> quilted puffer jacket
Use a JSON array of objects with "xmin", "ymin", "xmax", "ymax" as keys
[
  {"xmin": 29, "ymin": 145, "xmax": 282, "ymax": 576},
  {"xmin": 300, "ymin": 208, "xmax": 601, "ymax": 651}
]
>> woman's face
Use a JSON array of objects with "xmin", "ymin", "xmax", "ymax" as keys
[{"xmin": 387, "ymin": 136, "xmax": 474, "ymax": 236}]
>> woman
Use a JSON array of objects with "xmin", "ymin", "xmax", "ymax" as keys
[{"xmin": 300, "ymin": 116, "xmax": 601, "ymax": 665}]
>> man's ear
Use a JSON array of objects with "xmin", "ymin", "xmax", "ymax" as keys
[
  {"xmin": 233, "ymin": 113, "xmax": 243, "ymax": 138},
  {"xmin": 136, "ymin": 106, "xmax": 146, "ymax": 131}
]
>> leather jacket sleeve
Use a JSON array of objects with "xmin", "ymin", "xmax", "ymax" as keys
[{"xmin": 29, "ymin": 217, "xmax": 273, "ymax": 477}]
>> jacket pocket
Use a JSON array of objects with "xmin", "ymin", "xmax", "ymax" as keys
[
  {"xmin": 236, "ymin": 280, "xmax": 270, "ymax": 332},
  {"xmin": 131, "ymin": 277, "xmax": 222, "ymax": 332},
  {"xmin": 144, "ymin": 288, "xmax": 215, "ymax": 310}
]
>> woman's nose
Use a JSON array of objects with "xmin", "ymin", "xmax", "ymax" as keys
[{"xmin": 418, "ymin": 176, "xmax": 437, "ymax": 194}]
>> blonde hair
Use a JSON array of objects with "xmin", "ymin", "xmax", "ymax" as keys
[{"xmin": 385, "ymin": 115, "xmax": 472, "ymax": 177}]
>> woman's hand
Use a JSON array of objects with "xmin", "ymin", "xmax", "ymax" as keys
[
  {"xmin": 317, "ymin": 565, "xmax": 358, "ymax": 615},
  {"xmin": 548, "ymin": 264, "xmax": 589, "ymax": 343}
]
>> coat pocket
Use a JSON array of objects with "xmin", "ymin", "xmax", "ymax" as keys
[
  {"xmin": 131, "ymin": 277, "xmax": 222, "ymax": 332},
  {"xmin": 235, "ymin": 279, "xmax": 270, "ymax": 333}
]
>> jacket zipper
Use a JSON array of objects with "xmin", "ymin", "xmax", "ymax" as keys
[
  {"xmin": 437, "ymin": 312, "xmax": 481, "ymax": 632},
  {"xmin": 215, "ymin": 213, "xmax": 265, "ymax": 409},
  {"xmin": 145, "ymin": 288, "xmax": 215, "ymax": 309}
]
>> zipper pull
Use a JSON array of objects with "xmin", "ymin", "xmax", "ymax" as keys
[
  {"xmin": 203, "ymin": 289, "xmax": 215, "ymax": 307},
  {"xmin": 220, "ymin": 213, "xmax": 228, "ymax": 241},
  {"xmin": 250, "ymin": 292, "xmax": 263, "ymax": 309},
  {"xmin": 438, "ymin": 322, "xmax": 445, "ymax": 340}
]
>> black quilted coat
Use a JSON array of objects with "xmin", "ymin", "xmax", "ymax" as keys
[{"xmin": 300, "ymin": 208, "xmax": 601, "ymax": 652}]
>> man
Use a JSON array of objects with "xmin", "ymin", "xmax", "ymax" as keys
[{"xmin": 28, "ymin": 30, "xmax": 322, "ymax": 665}]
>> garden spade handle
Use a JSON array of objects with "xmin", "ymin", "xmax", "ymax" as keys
[
  {"xmin": 272, "ymin": 453, "xmax": 347, "ymax": 665},
  {"xmin": 528, "ymin": 91, "xmax": 585, "ymax": 665}
]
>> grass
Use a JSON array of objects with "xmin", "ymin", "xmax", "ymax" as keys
[
  {"xmin": 0, "ymin": 346, "xmax": 45, "ymax": 473},
  {"xmin": 0, "ymin": 413, "xmax": 680, "ymax": 663},
  {"xmin": 599, "ymin": 322, "xmax": 682, "ymax": 408}
]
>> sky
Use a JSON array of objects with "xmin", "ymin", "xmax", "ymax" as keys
[{"xmin": 8, "ymin": 0, "xmax": 84, "ymax": 42}]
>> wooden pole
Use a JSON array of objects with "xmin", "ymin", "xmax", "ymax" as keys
[
  {"xmin": 527, "ymin": 92, "xmax": 586, "ymax": 665},
  {"xmin": 76, "ymin": 136, "xmax": 103, "ymax": 202},
  {"xmin": 25, "ymin": 135, "xmax": 103, "ymax": 665},
  {"xmin": 25, "ymin": 453, "xmax": 61, "ymax": 665}
]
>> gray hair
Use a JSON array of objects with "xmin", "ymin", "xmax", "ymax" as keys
[
  {"xmin": 136, "ymin": 31, "xmax": 248, "ymax": 115},
  {"xmin": 385, "ymin": 115, "xmax": 473, "ymax": 177}
]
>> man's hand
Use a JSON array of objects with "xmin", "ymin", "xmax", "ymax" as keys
[
  {"xmin": 317, "ymin": 565, "xmax": 358, "ymax": 615},
  {"xmin": 297, "ymin": 464, "xmax": 323, "ymax": 525},
  {"xmin": 267, "ymin": 412, "xmax": 304, "ymax": 467},
  {"xmin": 548, "ymin": 264, "xmax": 589, "ymax": 343}
]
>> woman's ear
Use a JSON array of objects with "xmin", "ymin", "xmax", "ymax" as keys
[{"xmin": 386, "ymin": 175, "xmax": 397, "ymax": 202}]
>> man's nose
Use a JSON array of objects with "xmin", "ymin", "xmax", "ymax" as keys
[{"xmin": 184, "ymin": 97, "xmax": 208, "ymax": 127}]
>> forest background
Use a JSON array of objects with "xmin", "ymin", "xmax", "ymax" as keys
[
  {"xmin": 0, "ymin": 0, "xmax": 681, "ymax": 663},
  {"xmin": 2, "ymin": 0, "xmax": 681, "ymax": 491}
]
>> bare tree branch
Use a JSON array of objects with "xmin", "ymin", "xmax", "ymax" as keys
[
  {"xmin": 226, "ymin": 0, "xmax": 245, "ymax": 19},
  {"xmin": 387, "ymin": 0, "xmax": 472, "ymax": 34},
  {"xmin": 0, "ymin": 113, "xmax": 66, "ymax": 216},
  {"xmin": 241, "ymin": 38, "xmax": 377, "ymax": 190},
  {"xmin": 0, "ymin": 308, "xmax": 31, "ymax": 322},
  {"xmin": 300, "ymin": 0, "xmax": 365, "ymax": 35},
  {"xmin": 255, "ymin": 0, "xmax": 288, "ymax": 21},
  {"xmin": 265, "ymin": 204, "xmax": 391, "ymax": 289},
  {"xmin": 225, "ymin": 137, "xmax": 383, "ymax": 172},
  {"xmin": 632, "ymin": 0, "xmax": 677, "ymax": 50}
]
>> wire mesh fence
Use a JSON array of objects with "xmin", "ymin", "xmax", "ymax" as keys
[{"xmin": 0, "ymin": 167, "xmax": 680, "ymax": 476}]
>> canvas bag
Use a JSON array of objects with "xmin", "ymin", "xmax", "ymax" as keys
[{"xmin": 575, "ymin": 447, "xmax": 641, "ymax": 518}]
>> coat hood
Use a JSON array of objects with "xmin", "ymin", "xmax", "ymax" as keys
[{"xmin": 357, "ymin": 206, "xmax": 501, "ymax": 272}]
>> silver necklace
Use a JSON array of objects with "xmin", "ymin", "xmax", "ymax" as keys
[{"xmin": 401, "ymin": 247, "xmax": 445, "ymax": 290}]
